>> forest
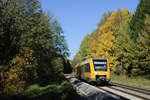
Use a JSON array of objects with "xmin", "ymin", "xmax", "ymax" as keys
[
  {"xmin": 73, "ymin": 0, "xmax": 150, "ymax": 77},
  {"xmin": 0, "ymin": 0, "xmax": 78, "ymax": 100},
  {"xmin": 1, "ymin": 0, "xmax": 150, "ymax": 99}
]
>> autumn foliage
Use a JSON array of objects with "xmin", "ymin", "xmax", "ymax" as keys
[{"xmin": 73, "ymin": 0, "xmax": 150, "ymax": 77}]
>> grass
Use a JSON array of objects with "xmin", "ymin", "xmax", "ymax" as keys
[{"xmin": 111, "ymin": 73, "xmax": 150, "ymax": 89}]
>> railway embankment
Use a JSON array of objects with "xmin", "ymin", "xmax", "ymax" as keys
[
  {"xmin": 65, "ymin": 74, "xmax": 150, "ymax": 100},
  {"xmin": 64, "ymin": 74, "xmax": 119, "ymax": 100}
]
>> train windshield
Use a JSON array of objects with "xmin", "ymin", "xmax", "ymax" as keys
[{"xmin": 93, "ymin": 59, "xmax": 107, "ymax": 71}]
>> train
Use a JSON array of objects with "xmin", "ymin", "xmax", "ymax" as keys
[{"xmin": 74, "ymin": 58, "xmax": 111, "ymax": 84}]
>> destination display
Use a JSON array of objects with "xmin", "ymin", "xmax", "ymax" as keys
[{"xmin": 94, "ymin": 61, "xmax": 107, "ymax": 64}]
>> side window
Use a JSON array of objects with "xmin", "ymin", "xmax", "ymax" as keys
[
  {"xmin": 84, "ymin": 65, "xmax": 86, "ymax": 72},
  {"xmin": 84, "ymin": 63, "xmax": 90, "ymax": 72},
  {"xmin": 80, "ymin": 66, "xmax": 82, "ymax": 74},
  {"xmin": 88, "ymin": 63, "xmax": 90, "ymax": 72},
  {"xmin": 81, "ymin": 66, "xmax": 83, "ymax": 74},
  {"xmin": 83, "ymin": 65, "xmax": 85, "ymax": 73},
  {"xmin": 85, "ymin": 64, "xmax": 88, "ymax": 72},
  {"xmin": 77, "ymin": 67, "xmax": 81, "ymax": 74},
  {"xmin": 77, "ymin": 63, "xmax": 91, "ymax": 73}
]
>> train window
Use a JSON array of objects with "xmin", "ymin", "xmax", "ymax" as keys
[
  {"xmin": 79, "ymin": 66, "xmax": 84, "ymax": 74},
  {"xmin": 85, "ymin": 63, "xmax": 90, "ymax": 72},
  {"xmin": 81, "ymin": 66, "xmax": 83, "ymax": 74},
  {"xmin": 93, "ymin": 60, "xmax": 107, "ymax": 71},
  {"xmin": 77, "ymin": 67, "xmax": 81, "ymax": 74},
  {"xmin": 78, "ymin": 63, "xmax": 90, "ymax": 73}
]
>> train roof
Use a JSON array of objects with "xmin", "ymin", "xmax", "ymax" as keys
[{"xmin": 80, "ymin": 58, "xmax": 91, "ymax": 65}]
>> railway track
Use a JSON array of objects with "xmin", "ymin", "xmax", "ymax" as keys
[
  {"xmin": 95, "ymin": 82, "xmax": 150, "ymax": 100},
  {"xmin": 110, "ymin": 82, "xmax": 150, "ymax": 95},
  {"xmin": 65, "ymin": 74, "xmax": 150, "ymax": 100}
]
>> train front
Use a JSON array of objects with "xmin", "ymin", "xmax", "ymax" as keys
[{"xmin": 92, "ymin": 58, "xmax": 111, "ymax": 84}]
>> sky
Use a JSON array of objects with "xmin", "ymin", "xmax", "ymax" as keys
[{"xmin": 41, "ymin": 0, "xmax": 139, "ymax": 60}]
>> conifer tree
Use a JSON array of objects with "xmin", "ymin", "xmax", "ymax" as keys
[
  {"xmin": 137, "ymin": 14, "xmax": 150, "ymax": 72},
  {"xmin": 129, "ymin": 0, "xmax": 150, "ymax": 41},
  {"xmin": 116, "ymin": 24, "xmax": 139, "ymax": 75},
  {"xmin": 116, "ymin": 0, "xmax": 150, "ymax": 76}
]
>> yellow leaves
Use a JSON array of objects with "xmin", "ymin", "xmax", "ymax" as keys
[
  {"xmin": 10, "ymin": 53, "xmax": 37, "ymax": 69},
  {"xmin": 3, "ymin": 79, "xmax": 26, "ymax": 95},
  {"xmin": 0, "ymin": 50, "xmax": 38, "ymax": 95},
  {"xmin": 3, "ymin": 65, "xmax": 26, "ymax": 95},
  {"xmin": 98, "ymin": 32, "xmax": 115, "ymax": 46},
  {"xmin": 10, "ymin": 56, "xmax": 22, "ymax": 66},
  {"xmin": 97, "ymin": 32, "xmax": 115, "ymax": 53},
  {"xmin": 8, "ymin": 71, "xmax": 18, "ymax": 80},
  {"xmin": 98, "ymin": 11, "xmax": 121, "ymax": 35},
  {"xmin": 107, "ymin": 11, "xmax": 118, "ymax": 24},
  {"xmin": 121, "ymin": 8, "xmax": 129, "ymax": 16},
  {"xmin": 89, "ymin": 9, "xmax": 132, "ymax": 70},
  {"xmin": 144, "ymin": 14, "xmax": 150, "ymax": 26},
  {"xmin": 97, "ymin": 32, "xmax": 117, "ymax": 69},
  {"xmin": 90, "ymin": 40, "xmax": 97, "ymax": 49},
  {"xmin": 90, "ymin": 40, "xmax": 97, "ymax": 57},
  {"xmin": 24, "ymin": 50, "xmax": 34, "ymax": 58},
  {"xmin": 74, "ymin": 9, "xmax": 133, "ymax": 73},
  {"xmin": 121, "ymin": 9, "xmax": 132, "ymax": 24}
]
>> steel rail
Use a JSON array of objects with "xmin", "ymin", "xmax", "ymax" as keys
[
  {"xmin": 110, "ymin": 82, "xmax": 150, "ymax": 95},
  {"xmin": 108, "ymin": 86, "xmax": 149, "ymax": 100},
  {"xmin": 96, "ymin": 86, "xmax": 129, "ymax": 100}
]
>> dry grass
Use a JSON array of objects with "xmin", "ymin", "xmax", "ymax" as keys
[{"xmin": 111, "ymin": 73, "xmax": 150, "ymax": 89}]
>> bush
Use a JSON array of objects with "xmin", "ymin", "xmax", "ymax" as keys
[{"xmin": 24, "ymin": 81, "xmax": 82, "ymax": 100}]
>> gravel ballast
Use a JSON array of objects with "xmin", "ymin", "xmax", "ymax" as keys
[{"xmin": 65, "ymin": 74, "xmax": 120, "ymax": 100}]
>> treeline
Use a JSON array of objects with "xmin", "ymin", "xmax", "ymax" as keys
[
  {"xmin": 73, "ymin": 0, "xmax": 150, "ymax": 77},
  {"xmin": 0, "ymin": 0, "xmax": 76, "ymax": 100}
]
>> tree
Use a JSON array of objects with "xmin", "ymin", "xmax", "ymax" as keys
[
  {"xmin": 78, "ymin": 34, "xmax": 91, "ymax": 61},
  {"xmin": 0, "ymin": 0, "xmax": 69, "ymax": 95},
  {"xmin": 95, "ymin": 9, "xmax": 132, "ymax": 70},
  {"xmin": 90, "ymin": 30, "xmax": 100, "ymax": 57},
  {"xmin": 116, "ymin": 24, "xmax": 139, "ymax": 75},
  {"xmin": 63, "ymin": 57, "xmax": 72, "ymax": 74},
  {"xmin": 73, "ymin": 9, "xmax": 132, "ymax": 72},
  {"xmin": 137, "ymin": 14, "xmax": 150, "ymax": 72},
  {"xmin": 72, "ymin": 51, "xmax": 82, "ymax": 67},
  {"xmin": 0, "ymin": 0, "xmax": 25, "ymax": 64},
  {"xmin": 129, "ymin": 0, "xmax": 150, "ymax": 41}
]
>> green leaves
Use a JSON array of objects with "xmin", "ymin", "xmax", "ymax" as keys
[
  {"xmin": 137, "ymin": 14, "xmax": 150, "ymax": 71},
  {"xmin": 116, "ymin": 24, "xmax": 139, "ymax": 75},
  {"xmin": 116, "ymin": 0, "xmax": 150, "ymax": 76},
  {"xmin": 129, "ymin": 0, "xmax": 150, "ymax": 41},
  {"xmin": 0, "ymin": 0, "xmax": 70, "ymax": 96}
]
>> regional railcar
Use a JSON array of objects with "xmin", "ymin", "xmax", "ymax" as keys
[{"xmin": 74, "ymin": 58, "xmax": 110, "ymax": 84}]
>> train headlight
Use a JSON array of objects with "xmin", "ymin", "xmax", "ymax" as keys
[{"xmin": 94, "ymin": 71, "xmax": 97, "ymax": 74}]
